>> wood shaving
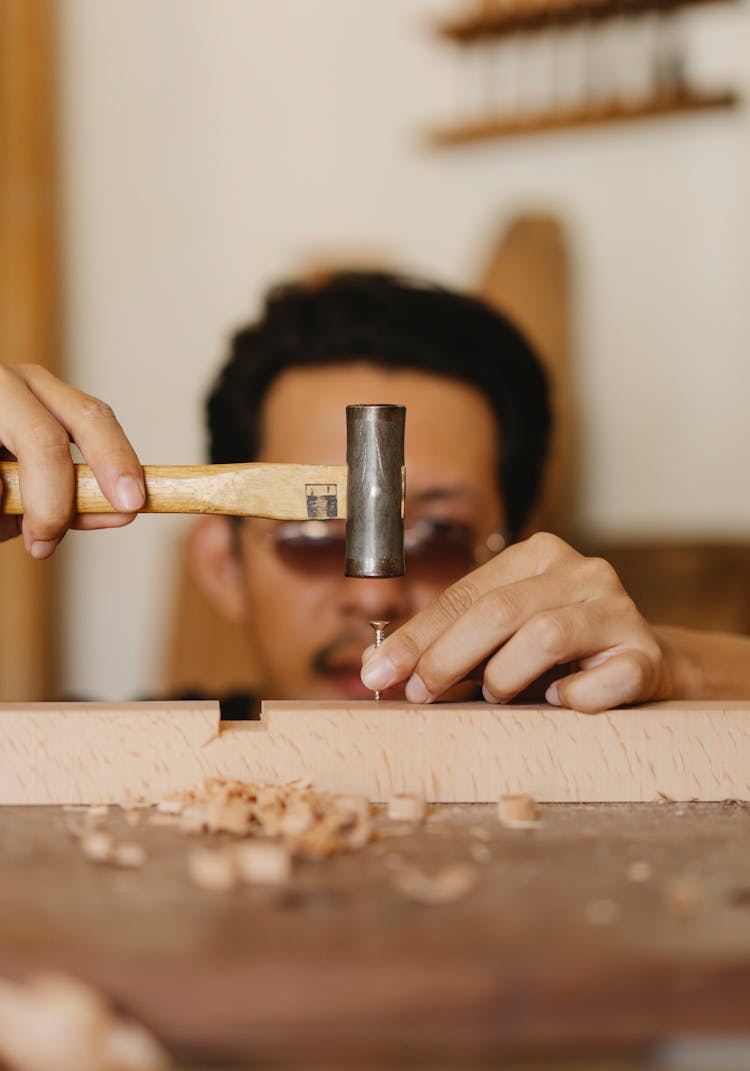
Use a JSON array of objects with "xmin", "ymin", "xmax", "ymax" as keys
[
  {"xmin": 470, "ymin": 842, "xmax": 492, "ymax": 865},
  {"xmin": 104, "ymin": 1021, "xmax": 169, "ymax": 1071},
  {"xmin": 277, "ymin": 801, "xmax": 314, "ymax": 837},
  {"xmin": 187, "ymin": 848, "xmax": 237, "ymax": 892},
  {"xmin": 387, "ymin": 793, "xmax": 426, "ymax": 822},
  {"xmin": 188, "ymin": 841, "xmax": 292, "ymax": 890},
  {"xmin": 80, "ymin": 832, "xmax": 146, "ymax": 869},
  {"xmin": 626, "ymin": 860, "xmax": 653, "ymax": 883},
  {"xmin": 0, "ymin": 972, "xmax": 170, "ymax": 1071},
  {"xmin": 178, "ymin": 807, "xmax": 205, "ymax": 835},
  {"xmin": 81, "ymin": 831, "xmax": 115, "ymax": 863},
  {"xmin": 234, "ymin": 841, "xmax": 292, "ymax": 885},
  {"xmin": 161, "ymin": 779, "xmax": 372, "ymax": 860},
  {"xmin": 112, "ymin": 843, "xmax": 147, "ymax": 869},
  {"xmin": 392, "ymin": 862, "xmax": 478, "ymax": 905},
  {"xmin": 204, "ymin": 795, "xmax": 254, "ymax": 835},
  {"xmin": 665, "ymin": 876, "xmax": 704, "ymax": 918},
  {"xmin": 334, "ymin": 794, "xmax": 371, "ymax": 821},
  {"xmin": 497, "ymin": 794, "xmax": 539, "ymax": 828}
]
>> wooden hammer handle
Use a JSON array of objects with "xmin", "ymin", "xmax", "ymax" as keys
[{"xmin": 0, "ymin": 461, "xmax": 349, "ymax": 520}]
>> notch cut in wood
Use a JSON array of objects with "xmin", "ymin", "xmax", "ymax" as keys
[{"xmin": 1, "ymin": 699, "xmax": 750, "ymax": 805}]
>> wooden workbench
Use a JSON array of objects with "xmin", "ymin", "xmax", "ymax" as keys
[{"xmin": 1, "ymin": 803, "xmax": 750, "ymax": 1065}]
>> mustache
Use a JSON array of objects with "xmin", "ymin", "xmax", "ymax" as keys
[
  {"xmin": 312, "ymin": 626, "xmax": 485, "ymax": 702},
  {"xmin": 312, "ymin": 629, "xmax": 378, "ymax": 676}
]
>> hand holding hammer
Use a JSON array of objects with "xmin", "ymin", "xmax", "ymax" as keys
[{"xmin": 0, "ymin": 364, "xmax": 405, "ymax": 577}]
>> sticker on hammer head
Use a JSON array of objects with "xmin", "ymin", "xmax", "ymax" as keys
[{"xmin": 306, "ymin": 483, "xmax": 338, "ymax": 519}]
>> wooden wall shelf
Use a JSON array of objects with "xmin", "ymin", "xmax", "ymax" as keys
[
  {"xmin": 438, "ymin": 0, "xmax": 737, "ymax": 41},
  {"xmin": 428, "ymin": 88, "xmax": 738, "ymax": 146}
]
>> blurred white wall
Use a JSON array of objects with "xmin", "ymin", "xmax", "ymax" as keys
[{"xmin": 56, "ymin": 0, "xmax": 750, "ymax": 699}]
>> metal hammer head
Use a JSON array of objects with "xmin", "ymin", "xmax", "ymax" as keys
[{"xmin": 345, "ymin": 404, "xmax": 405, "ymax": 578}]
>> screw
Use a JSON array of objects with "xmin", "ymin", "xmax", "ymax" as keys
[{"xmin": 369, "ymin": 620, "xmax": 389, "ymax": 701}]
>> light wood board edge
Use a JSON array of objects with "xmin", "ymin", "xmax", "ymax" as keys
[{"xmin": 0, "ymin": 699, "xmax": 748, "ymax": 805}]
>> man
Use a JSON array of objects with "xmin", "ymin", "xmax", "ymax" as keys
[
  {"xmin": 190, "ymin": 269, "xmax": 547, "ymax": 708},
  {"xmin": 2, "ymin": 271, "xmax": 749, "ymax": 710}
]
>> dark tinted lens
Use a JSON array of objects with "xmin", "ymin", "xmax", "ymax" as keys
[
  {"xmin": 406, "ymin": 523, "xmax": 477, "ymax": 582},
  {"xmin": 271, "ymin": 521, "xmax": 479, "ymax": 582},
  {"xmin": 273, "ymin": 533, "xmax": 346, "ymax": 575}
]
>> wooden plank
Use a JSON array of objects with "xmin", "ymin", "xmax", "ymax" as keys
[
  {"xmin": 1, "ymin": 699, "xmax": 750, "ymax": 804},
  {"xmin": 0, "ymin": 701, "xmax": 219, "ymax": 805}
]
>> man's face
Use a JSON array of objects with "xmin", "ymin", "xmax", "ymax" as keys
[{"xmin": 233, "ymin": 363, "xmax": 504, "ymax": 700}]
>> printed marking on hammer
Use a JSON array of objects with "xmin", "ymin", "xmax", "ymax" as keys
[{"xmin": 306, "ymin": 484, "xmax": 338, "ymax": 519}]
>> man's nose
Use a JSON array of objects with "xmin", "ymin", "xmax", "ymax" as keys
[{"xmin": 340, "ymin": 575, "xmax": 411, "ymax": 622}]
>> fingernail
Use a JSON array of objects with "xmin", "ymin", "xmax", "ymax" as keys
[
  {"xmin": 546, "ymin": 682, "xmax": 560, "ymax": 706},
  {"xmin": 361, "ymin": 644, "xmax": 376, "ymax": 665},
  {"xmin": 30, "ymin": 539, "xmax": 57, "ymax": 560},
  {"xmin": 361, "ymin": 657, "xmax": 397, "ymax": 691},
  {"xmin": 482, "ymin": 684, "xmax": 499, "ymax": 704},
  {"xmin": 405, "ymin": 673, "xmax": 430, "ymax": 704},
  {"xmin": 116, "ymin": 475, "xmax": 145, "ymax": 512}
]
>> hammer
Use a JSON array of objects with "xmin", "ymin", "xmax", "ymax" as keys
[{"xmin": 0, "ymin": 404, "xmax": 405, "ymax": 579}]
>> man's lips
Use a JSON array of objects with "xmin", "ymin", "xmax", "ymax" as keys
[{"xmin": 312, "ymin": 632, "xmax": 405, "ymax": 701}]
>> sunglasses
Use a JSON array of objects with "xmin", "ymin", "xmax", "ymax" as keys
[{"xmin": 259, "ymin": 518, "xmax": 505, "ymax": 583}]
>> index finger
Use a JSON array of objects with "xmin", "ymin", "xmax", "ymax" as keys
[
  {"xmin": 0, "ymin": 366, "xmax": 76, "ymax": 554},
  {"xmin": 14, "ymin": 364, "xmax": 145, "ymax": 514},
  {"xmin": 360, "ymin": 532, "xmax": 580, "ymax": 696}
]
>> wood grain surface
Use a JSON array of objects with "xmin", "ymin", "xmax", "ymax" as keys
[
  {"xmin": 1, "ymin": 803, "xmax": 750, "ymax": 1062},
  {"xmin": 2, "ymin": 699, "xmax": 750, "ymax": 804},
  {"xmin": 0, "ymin": 461, "xmax": 348, "ymax": 519}
]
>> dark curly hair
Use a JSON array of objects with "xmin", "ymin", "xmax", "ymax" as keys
[{"xmin": 207, "ymin": 271, "xmax": 550, "ymax": 540}]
